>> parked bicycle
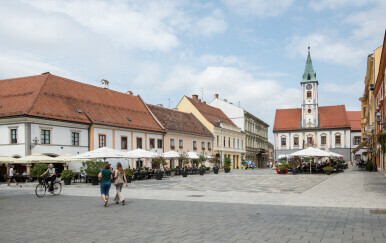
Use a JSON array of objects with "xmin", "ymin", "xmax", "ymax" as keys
[{"xmin": 35, "ymin": 176, "xmax": 62, "ymax": 197}]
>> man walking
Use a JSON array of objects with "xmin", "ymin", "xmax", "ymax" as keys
[{"xmin": 7, "ymin": 165, "xmax": 22, "ymax": 187}]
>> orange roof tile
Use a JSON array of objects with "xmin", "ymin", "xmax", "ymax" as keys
[
  {"xmin": 346, "ymin": 111, "xmax": 361, "ymax": 131},
  {"xmin": 273, "ymin": 105, "xmax": 351, "ymax": 131},
  {"xmin": 0, "ymin": 74, "xmax": 164, "ymax": 133},
  {"xmin": 148, "ymin": 104, "xmax": 213, "ymax": 137},
  {"xmin": 185, "ymin": 96, "xmax": 237, "ymax": 127}
]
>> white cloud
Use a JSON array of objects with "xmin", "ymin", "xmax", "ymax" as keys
[
  {"xmin": 19, "ymin": 0, "xmax": 182, "ymax": 52},
  {"xmin": 286, "ymin": 34, "xmax": 367, "ymax": 66},
  {"xmin": 193, "ymin": 9, "xmax": 227, "ymax": 37},
  {"xmin": 320, "ymin": 80, "xmax": 363, "ymax": 94},
  {"xmin": 309, "ymin": 0, "xmax": 378, "ymax": 11},
  {"xmin": 222, "ymin": 0, "xmax": 294, "ymax": 18}
]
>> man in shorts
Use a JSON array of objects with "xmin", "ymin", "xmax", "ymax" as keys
[
  {"xmin": 41, "ymin": 164, "xmax": 56, "ymax": 194},
  {"xmin": 7, "ymin": 165, "xmax": 22, "ymax": 187}
]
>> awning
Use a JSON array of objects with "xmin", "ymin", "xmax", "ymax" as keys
[{"xmin": 352, "ymin": 140, "xmax": 367, "ymax": 154}]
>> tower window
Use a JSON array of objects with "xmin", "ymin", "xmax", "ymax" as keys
[
  {"xmin": 307, "ymin": 91, "xmax": 312, "ymax": 98},
  {"xmin": 307, "ymin": 73, "xmax": 311, "ymax": 80},
  {"xmin": 308, "ymin": 109, "xmax": 311, "ymax": 113}
]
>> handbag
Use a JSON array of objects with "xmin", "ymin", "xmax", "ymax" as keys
[{"xmin": 114, "ymin": 173, "xmax": 124, "ymax": 186}]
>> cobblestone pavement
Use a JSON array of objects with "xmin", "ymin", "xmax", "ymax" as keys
[{"xmin": 0, "ymin": 167, "xmax": 385, "ymax": 242}]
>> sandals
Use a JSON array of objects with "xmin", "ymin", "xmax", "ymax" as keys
[
  {"xmin": 104, "ymin": 200, "xmax": 108, "ymax": 207},
  {"xmin": 122, "ymin": 200, "xmax": 125, "ymax": 205}
]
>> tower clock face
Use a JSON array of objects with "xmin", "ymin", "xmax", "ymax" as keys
[{"xmin": 306, "ymin": 84, "xmax": 312, "ymax": 90}]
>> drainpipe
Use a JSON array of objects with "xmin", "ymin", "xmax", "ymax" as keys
[{"xmin": 369, "ymin": 55, "xmax": 377, "ymax": 171}]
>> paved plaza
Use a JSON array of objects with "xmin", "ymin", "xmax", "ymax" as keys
[{"xmin": 0, "ymin": 167, "xmax": 386, "ymax": 242}]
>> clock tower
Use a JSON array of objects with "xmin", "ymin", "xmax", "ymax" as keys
[{"xmin": 301, "ymin": 47, "xmax": 319, "ymax": 128}]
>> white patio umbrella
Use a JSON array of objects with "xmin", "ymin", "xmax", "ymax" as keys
[
  {"xmin": 125, "ymin": 149, "xmax": 159, "ymax": 159},
  {"xmin": 14, "ymin": 154, "xmax": 58, "ymax": 164},
  {"xmin": 0, "ymin": 155, "xmax": 15, "ymax": 164},
  {"xmin": 162, "ymin": 151, "xmax": 180, "ymax": 159},
  {"xmin": 70, "ymin": 147, "xmax": 127, "ymax": 160},
  {"xmin": 289, "ymin": 147, "xmax": 331, "ymax": 157},
  {"xmin": 329, "ymin": 152, "xmax": 344, "ymax": 158},
  {"xmin": 186, "ymin": 152, "xmax": 199, "ymax": 159}
]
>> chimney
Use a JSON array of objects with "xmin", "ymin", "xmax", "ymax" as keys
[
  {"xmin": 157, "ymin": 104, "xmax": 163, "ymax": 107},
  {"xmin": 127, "ymin": 91, "xmax": 133, "ymax": 95},
  {"xmin": 203, "ymin": 101, "xmax": 206, "ymax": 104},
  {"xmin": 215, "ymin": 94, "xmax": 219, "ymax": 99},
  {"xmin": 101, "ymin": 79, "xmax": 109, "ymax": 89},
  {"xmin": 192, "ymin": 94, "xmax": 198, "ymax": 100},
  {"xmin": 224, "ymin": 99, "xmax": 227, "ymax": 102}
]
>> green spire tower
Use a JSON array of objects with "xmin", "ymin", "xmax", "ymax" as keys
[
  {"xmin": 301, "ymin": 46, "xmax": 319, "ymax": 129},
  {"xmin": 301, "ymin": 46, "xmax": 318, "ymax": 83}
]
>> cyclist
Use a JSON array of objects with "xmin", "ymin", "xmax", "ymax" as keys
[{"xmin": 40, "ymin": 164, "xmax": 56, "ymax": 195}]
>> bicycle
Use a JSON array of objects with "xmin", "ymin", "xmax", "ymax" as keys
[{"xmin": 35, "ymin": 176, "xmax": 62, "ymax": 197}]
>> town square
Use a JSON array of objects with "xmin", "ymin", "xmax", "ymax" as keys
[{"xmin": 0, "ymin": 0, "xmax": 386, "ymax": 242}]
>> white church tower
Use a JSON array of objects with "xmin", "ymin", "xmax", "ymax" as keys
[{"xmin": 301, "ymin": 47, "xmax": 319, "ymax": 128}]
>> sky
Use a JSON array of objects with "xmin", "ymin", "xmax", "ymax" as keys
[{"xmin": 0, "ymin": 0, "xmax": 385, "ymax": 142}]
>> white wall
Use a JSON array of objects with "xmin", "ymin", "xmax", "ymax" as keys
[
  {"xmin": 209, "ymin": 98, "xmax": 245, "ymax": 130},
  {"xmin": 0, "ymin": 123, "xmax": 26, "ymax": 157}
]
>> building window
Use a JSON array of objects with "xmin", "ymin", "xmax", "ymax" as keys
[
  {"xmin": 363, "ymin": 106, "xmax": 366, "ymax": 118},
  {"xmin": 223, "ymin": 137, "xmax": 226, "ymax": 147},
  {"xmin": 281, "ymin": 137, "xmax": 286, "ymax": 146},
  {"xmin": 233, "ymin": 138, "xmax": 235, "ymax": 148},
  {"xmin": 307, "ymin": 91, "xmax": 312, "ymax": 98},
  {"xmin": 335, "ymin": 134, "xmax": 341, "ymax": 145},
  {"xmin": 241, "ymin": 140, "xmax": 243, "ymax": 149},
  {"xmin": 99, "ymin": 134, "xmax": 106, "ymax": 148},
  {"xmin": 149, "ymin": 138, "xmax": 155, "ymax": 149},
  {"xmin": 321, "ymin": 135, "xmax": 327, "ymax": 145},
  {"xmin": 354, "ymin": 136, "xmax": 361, "ymax": 145},
  {"xmin": 293, "ymin": 136, "xmax": 299, "ymax": 146},
  {"xmin": 121, "ymin": 136, "xmax": 128, "ymax": 150},
  {"xmin": 170, "ymin": 138, "xmax": 175, "ymax": 149},
  {"xmin": 193, "ymin": 141, "xmax": 197, "ymax": 150},
  {"xmin": 228, "ymin": 137, "xmax": 231, "ymax": 147},
  {"xmin": 72, "ymin": 132, "xmax": 79, "ymax": 146},
  {"xmin": 308, "ymin": 109, "xmax": 311, "ymax": 113},
  {"xmin": 10, "ymin": 129, "xmax": 17, "ymax": 144},
  {"xmin": 201, "ymin": 141, "xmax": 205, "ymax": 150},
  {"xmin": 217, "ymin": 135, "xmax": 219, "ymax": 147},
  {"xmin": 157, "ymin": 139, "xmax": 163, "ymax": 149},
  {"xmin": 136, "ymin": 137, "xmax": 143, "ymax": 149},
  {"xmin": 41, "ymin": 129, "xmax": 51, "ymax": 144},
  {"xmin": 208, "ymin": 142, "xmax": 211, "ymax": 150},
  {"xmin": 179, "ymin": 139, "xmax": 183, "ymax": 149},
  {"xmin": 237, "ymin": 139, "xmax": 240, "ymax": 149}
]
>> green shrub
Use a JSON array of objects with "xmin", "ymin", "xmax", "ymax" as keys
[
  {"xmin": 31, "ymin": 164, "xmax": 48, "ymax": 178},
  {"xmin": 124, "ymin": 168, "xmax": 133, "ymax": 176},
  {"xmin": 151, "ymin": 156, "xmax": 167, "ymax": 169},
  {"xmin": 80, "ymin": 161, "xmax": 104, "ymax": 177},
  {"xmin": 323, "ymin": 166, "xmax": 333, "ymax": 173},
  {"xmin": 223, "ymin": 157, "xmax": 231, "ymax": 169},
  {"xmin": 170, "ymin": 168, "xmax": 175, "ymax": 172},
  {"xmin": 61, "ymin": 170, "xmax": 74, "ymax": 179},
  {"xmin": 178, "ymin": 153, "xmax": 190, "ymax": 165},
  {"xmin": 279, "ymin": 163, "xmax": 288, "ymax": 171}
]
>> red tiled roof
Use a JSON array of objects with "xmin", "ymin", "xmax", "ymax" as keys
[
  {"xmin": 185, "ymin": 96, "xmax": 237, "ymax": 127},
  {"xmin": 346, "ymin": 111, "xmax": 361, "ymax": 131},
  {"xmin": 148, "ymin": 104, "xmax": 213, "ymax": 137},
  {"xmin": 273, "ymin": 105, "xmax": 351, "ymax": 131},
  {"xmin": 0, "ymin": 74, "xmax": 164, "ymax": 133}
]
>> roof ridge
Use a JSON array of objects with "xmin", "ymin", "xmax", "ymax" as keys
[
  {"xmin": 0, "ymin": 74, "xmax": 45, "ymax": 82},
  {"xmin": 26, "ymin": 73, "xmax": 50, "ymax": 114}
]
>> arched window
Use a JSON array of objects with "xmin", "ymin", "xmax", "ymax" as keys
[
  {"xmin": 320, "ymin": 134, "xmax": 327, "ymax": 145},
  {"xmin": 335, "ymin": 133, "xmax": 341, "ymax": 145},
  {"xmin": 293, "ymin": 135, "xmax": 299, "ymax": 146},
  {"xmin": 308, "ymin": 109, "xmax": 311, "ymax": 113},
  {"xmin": 281, "ymin": 136, "xmax": 287, "ymax": 146}
]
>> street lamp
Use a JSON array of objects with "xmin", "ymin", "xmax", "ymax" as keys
[{"xmin": 376, "ymin": 112, "xmax": 382, "ymax": 123}]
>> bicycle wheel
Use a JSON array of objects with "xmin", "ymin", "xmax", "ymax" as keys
[
  {"xmin": 35, "ymin": 183, "xmax": 46, "ymax": 197},
  {"xmin": 53, "ymin": 182, "xmax": 62, "ymax": 195}
]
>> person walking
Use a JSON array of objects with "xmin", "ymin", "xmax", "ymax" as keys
[
  {"xmin": 7, "ymin": 165, "xmax": 22, "ymax": 187},
  {"xmin": 114, "ymin": 162, "xmax": 128, "ymax": 205},
  {"xmin": 98, "ymin": 163, "xmax": 113, "ymax": 207}
]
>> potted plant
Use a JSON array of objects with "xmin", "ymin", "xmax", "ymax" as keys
[
  {"xmin": 224, "ymin": 157, "xmax": 231, "ymax": 173},
  {"xmin": 279, "ymin": 163, "xmax": 288, "ymax": 174},
  {"xmin": 170, "ymin": 168, "xmax": 176, "ymax": 176},
  {"xmin": 151, "ymin": 156, "xmax": 167, "ymax": 180},
  {"xmin": 124, "ymin": 168, "xmax": 133, "ymax": 183},
  {"xmin": 80, "ymin": 160, "xmax": 104, "ymax": 185},
  {"xmin": 323, "ymin": 166, "xmax": 333, "ymax": 175},
  {"xmin": 179, "ymin": 153, "xmax": 190, "ymax": 177},
  {"xmin": 198, "ymin": 153, "xmax": 207, "ymax": 176},
  {"xmin": 61, "ymin": 170, "xmax": 74, "ymax": 185},
  {"xmin": 31, "ymin": 164, "xmax": 48, "ymax": 180}
]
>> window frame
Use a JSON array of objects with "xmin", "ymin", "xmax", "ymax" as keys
[
  {"xmin": 71, "ymin": 132, "xmax": 80, "ymax": 146},
  {"xmin": 121, "ymin": 136, "xmax": 128, "ymax": 150},
  {"xmin": 293, "ymin": 136, "xmax": 299, "ymax": 146},
  {"xmin": 193, "ymin": 140, "xmax": 197, "ymax": 151},
  {"xmin": 307, "ymin": 91, "xmax": 312, "ymax": 98},
  {"xmin": 321, "ymin": 135, "xmax": 327, "ymax": 145},
  {"xmin": 281, "ymin": 137, "xmax": 286, "ymax": 146},
  {"xmin": 201, "ymin": 141, "xmax": 205, "ymax": 150},
  {"xmin": 179, "ymin": 139, "xmax": 183, "ymax": 149},
  {"xmin": 99, "ymin": 134, "xmax": 106, "ymax": 148},
  {"xmin": 157, "ymin": 139, "xmax": 163, "ymax": 149},
  {"xmin": 136, "ymin": 137, "xmax": 143, "ymax": 149},
  {"xmin": 41, "ymin": 129, "xmax": 51, "ymax": 145},
  {"xmin": 208, "ymin": 142, "xmax": 211, "ymax": 150},
  {"xmin": 170, "ymin": 138, "xmax": 175, "ymax": 149},
  {"xmin": 335, "ymin": 134, "xmax": 341, "ymax": 145},
  {"xmin": 10, "ymin": 128, "xmax": 18, "ymax": 144},
  {"xmin": 149, "ymin": 138, "xmax": 155, "ymax": 149}
]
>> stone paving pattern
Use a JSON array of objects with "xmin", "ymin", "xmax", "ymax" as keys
[{"xmin": 0, "ymin": 167, "xmax": 385, "ymax": 242}]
